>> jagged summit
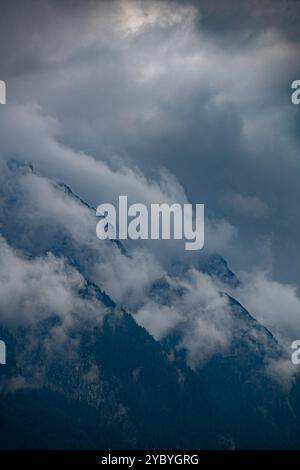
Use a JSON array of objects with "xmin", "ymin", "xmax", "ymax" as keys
[
  {"xmin": 200, "ymin": 253, "xmax": 240, "ymax": 288},
  {"xmin": 0, "ymin": 164, "xmax": 299, "ymax": 449}
]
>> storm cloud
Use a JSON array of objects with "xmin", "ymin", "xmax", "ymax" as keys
[{"xmin": 0, "ymin": 0, "xmax": 300, "ymax": 373}]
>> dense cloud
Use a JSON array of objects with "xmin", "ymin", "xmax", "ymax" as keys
[
  {"xmin": 237, "ymin": 271, "xmax": 300, "ymax": 349},
  {"xmin": 135, "ymin": 269, "xmax": 234, "ymax": 367},
  {"xmin": 0, "ymin": 0, "xmax": 300, "ymax": 378},
  {"xmin": 0, "ymin": 235, "xmax": 108, "ymax": 344},
  {"xmin": 1, "ymin": 0, "xmax": 299, "ymax": 282}
]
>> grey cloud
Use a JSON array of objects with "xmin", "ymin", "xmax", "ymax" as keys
[
  {"xmin": 0, "ymin": 0, "xmax": 296, "ymax": 284},
  {"xmin": 0, "ymin": 235, "xmax": 107, "ymax": 330},
  {"xmin": 135, "ymin": 269, "xmax": 234, "ymax": 368},
  {"xmin": 0, "ymin": 0, "xmax": 300, "ymax": 379},
  {"xmin": 225, "ymin": 193, "xmax": 270, "ymax": 218},
  {"xmin": 0, "ymin": 161, "xmax": 165, "ymax": 308},
  {"xmin": 235, "ymin": 270, "xmax": 300, "ymax": 349}
]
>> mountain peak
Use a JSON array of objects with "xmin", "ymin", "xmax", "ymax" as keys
[{"xmin": 200, "ymin": 254, "xmax": 240, "ymax": 288}]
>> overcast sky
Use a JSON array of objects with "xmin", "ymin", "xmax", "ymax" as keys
[{"xmin": 0, "ymin": 0, "xmax": 300, "ymax": 285}]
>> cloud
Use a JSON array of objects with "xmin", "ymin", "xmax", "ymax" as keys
[
  {"xmin": 265, "ymin": 357, "xmax": 298, "ymax": 391},
  {"xmin": 0, "ymin": 160, "xmax": 165, "ymax": 312},
  {"xmin": 235, "ymin": 270, "xmax": 300, "ymax": 349},
  {"xmin": 0, "ymin": 235, "xmax": 106, "ymax": 330},
  {"xmin": 0, "ymin": 0, "xmax": 299, "ymax": 387},
  {"xmin": 1, "ymin": 0, "xmax": 299, "ymax": 285},
  {"xmin": 196, "ymin": 0, "xmax": 300, "ymax": 43},
  {"xmin": 135, "ymin": 269, "xmax": 233, "ymax": 368},
  {"xmin": 0, "ymin": 103, "xmax": 188, "ymax": 209},
  {"xmin": 0, "ymin": 100, "xmax": 238, "ymax": 268},
  {"xmin": 0, "ymin": 233, "xmax": 112, "ymax": 393},
  {"xmin": 117, "ymin": 0, "xmax": 197, "ymax": 37},
  {"xmin": 226, "ymin": 193, "xmax": 270, "ymax": 218}
]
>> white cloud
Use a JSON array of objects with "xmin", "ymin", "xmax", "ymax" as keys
[
  {"xmin": 0, "ymin": 235, "xmax": 106, "ymax": 330},
  {"xmin": 0, "ymin": 103, "xmax": 187, "ymax": 209},
  {"xmin": 0, "ymin": 164, "xmax": 165, "ymax": 312},
  {"xmin": 135, "ymin": 269, "xmax": 233, "ymax": 368},
  {"xmin": 236, "ymin": 270, "xmax": 300, "ymax": 348},
  {"xmin": 0, "ymin": 0, "xmax": 299, "ymax": 389},
  {"xmin": 118, "ymin": 0, "xmax": 197, "ymax": 37}
]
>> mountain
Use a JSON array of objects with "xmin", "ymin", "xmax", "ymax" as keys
[
  {"xmin": 0, "ymin": 162, "xmax": 300, "ymax": 449},
  {"xmin": 200, "ymin": 253, "xmax": 240, "ymax": 288},
  {"xmin": 149, "ymin": 258, "xmax": 298, "ymax": 449},
  {"xmin": 0, "ymin": 280, "xmax": 218, "ymax": 449}
]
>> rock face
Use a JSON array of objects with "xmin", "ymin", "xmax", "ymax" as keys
[
  {"xmin": 0, "ymin": 163, "xmax": 300, "ymax": 450},
  {"xmin": 200, "ymin": 253, "xmax": 240, "ymax": 288}
]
